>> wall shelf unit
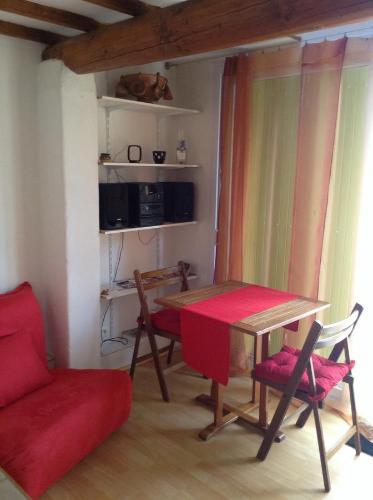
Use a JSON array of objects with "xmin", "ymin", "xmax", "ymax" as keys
[
  {"xmin": 101, "ymin": 274, "xmax": 198, "ymax": 301},
  {"xmin": 98, "ymin": 96, "xmax": 200, "ymax": 116},
  {"xmin": 98, "ymin": 91, "xmax": 202, "ymax": 361},
  {"xmin": 100, "ymin": 221, "xmax": 197, "ymax": 235},
  {"xmin": 99, "ymin": 161, "xmax": 199, "ymax": 169}
]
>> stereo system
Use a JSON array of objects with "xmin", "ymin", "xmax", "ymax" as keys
[
  {"xmin": 99, "ymin": 182, "xmax": 194, "ymax": 230},
  {"xmin": 161, "ymin": 182, "xmax": 194, "ymax": 223},
  {"xmin": 99, "ymin": 183, "xmax": 129, "ymax": 230},
  {"xmin": 128, "ymin": 182, "xmax": 164, "ymax": 227}
]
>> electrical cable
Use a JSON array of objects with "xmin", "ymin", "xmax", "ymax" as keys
[
  {"xmin": 112, "ymin": 144, "xmax": 127, "ymax": 162},
  {"xmin": 138, "ymin": 230, "xmax": 157, "ymax": 245},
  {"xmin": 113, "ymin": 233, "xmax": 124, "ymax": 281}
]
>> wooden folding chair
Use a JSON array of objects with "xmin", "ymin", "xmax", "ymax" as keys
[
  {"xmin": 252, "ymin": 304, "xmax": 363, "ymax": 492},
  {"xmin": 130, "ymin": 261, "xmax": 189, "ymax": 402}
]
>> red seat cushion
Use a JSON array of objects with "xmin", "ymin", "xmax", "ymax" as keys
[
  {"xmin": 0, "ymin": 330, "xmax": 53, "ymax": 407},
  {"xmin": 0, "ymin": 283, "xmax": 47, "ymax": 366},
  {"xmin": 0, "ymin": 368, "xmax": 132, "ymax": 499},
  {"xmin": 252, "ymin": 345, "xmax": 354, "ymax": 401},
  {"xmin": 151, "ymin": 308, "xmax": 181, "ymax": 336}
]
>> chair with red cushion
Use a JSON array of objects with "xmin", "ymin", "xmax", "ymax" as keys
[
  {"xmin": 130, "ymin": 262, "xmax": 189, "ymax": 402},
  {"xmin": 252, "ymin": 304, "xmax": 363, "ymax": 492},
  {"xmin": 0, "ymin": 282, "xmax": 132, "ymax": 499}
]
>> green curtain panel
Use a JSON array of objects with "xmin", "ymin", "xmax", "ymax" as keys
[
  {"xmin": 319, "ymin": 66, "xmax": 370, "ymax": 323},
  {"xmin": 242, "ymin": 64, "xmax": 369, "ymax": 354},
  {"xmin": 243, "ymin": 76, "xmax": 300, "ymax": 354}
]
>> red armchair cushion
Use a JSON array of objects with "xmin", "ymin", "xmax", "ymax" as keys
[
  {"xmin": 0, "ymin": 282, "xmax": 47, "ymax": 365},
  {"xmin": 0, "ymin": 330, "xmax": 53, "ymax": 407},
  {"xmin": 0, "ymin": 368, "xmax": 132, "ymax": 499},
  {"xmin": 151, "ymin": 308, "xmax": 181, "ymax": 336},
  {"xmin": 252, "ymin": 345, "xmax": 354, "ymax": 401}
]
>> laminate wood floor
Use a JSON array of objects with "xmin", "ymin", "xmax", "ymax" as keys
[{"xmin": 42, "ymin": 363, "xmax": 372, "ymax": 500}]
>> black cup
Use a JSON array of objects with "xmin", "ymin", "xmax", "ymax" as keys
[{"xmin": 153, "ymin": 150, "xmax": 166, "ymax": 164}]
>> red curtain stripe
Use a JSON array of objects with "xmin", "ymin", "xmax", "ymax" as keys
[{"xmin": 215, "ymin": 55, "xmax": 252, "ymax": 283}]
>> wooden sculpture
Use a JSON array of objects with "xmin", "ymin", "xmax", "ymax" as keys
[{"xmin": 115, "ymin": 72, "xmax": 173, "ymax": 103}]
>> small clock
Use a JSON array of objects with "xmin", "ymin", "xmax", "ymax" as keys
[{"xmin": 127, "ymin": 145, "xmax": 142, "ymax": 163}]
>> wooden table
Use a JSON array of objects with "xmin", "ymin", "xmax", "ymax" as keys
[{"xmin": 155, "ymin": 280, "xmax": 329, "ymax": 441}]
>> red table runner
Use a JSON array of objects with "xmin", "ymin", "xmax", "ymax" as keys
[{"xmin": 180, "ymin": 285, "xmax": 298, "ymax": 385}]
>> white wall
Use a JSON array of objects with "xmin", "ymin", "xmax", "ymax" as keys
[
  {"xmin": 163, "ymin": 59, "xmax": 223, "ymax": 285},
  {"xmin": 0, "ymin": 36, "xmax": 222, "ymax": 370},
  {"xmin": 38, "ymin": 61, "xmax": 101, "ymax": 368},
  {"xmin": 0, "ymin": 37, "xmax": 44, "ymax": 301}
]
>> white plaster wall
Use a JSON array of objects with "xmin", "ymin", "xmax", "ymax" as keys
[
  {"xmin": 62, "ymin": 67, "xmax": 101, "ymax": 368},
  {"xmin": 0, "ymin": 37, "xmax": 44, "ymax": 301},
  {"xmin": 38, "ymin": 61, "xmax": 101, "ymax": 368},
  {"xmin": 0, "ymin": 38, "xmax": 222, "ymax": 370},
  {"xmin": 162, "ymin": 59, "xmax": 223, "ymax": 285}
]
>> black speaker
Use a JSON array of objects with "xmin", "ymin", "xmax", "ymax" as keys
[
  {"xmin": 161, "ymin": 182, "xmax": 194, "ymax": 222},
  {"xmin": 127, "ymin": 182, "xmax": 165, "ymax": 227},
  {"xmin": 99, "ymin": 183, "xmax": 129, "ymax": 230}
]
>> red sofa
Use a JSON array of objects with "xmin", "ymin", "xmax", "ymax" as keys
[{"xmin": 0, "ymin": 283, "xmax": 132, "ymax": 499}]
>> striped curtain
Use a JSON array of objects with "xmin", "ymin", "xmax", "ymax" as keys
[{"xmin": 216, "ymin": 36, "xmax": 373, "ymax": 412}]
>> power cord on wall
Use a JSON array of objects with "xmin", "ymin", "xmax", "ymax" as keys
[
  {"xmin": 100, "ymin": 300, "xmax": 129, "ymax": 350},
  {"xmin": 137, "ymin": 230, "xmax": 157, "ymax": 245},
  {"xmin": 100, "ymin": 234, "xmax": 129, "ymax": 351},
  {"xmin": 113, "ymin": 233, "xmax": 124, "ymax": 281}
]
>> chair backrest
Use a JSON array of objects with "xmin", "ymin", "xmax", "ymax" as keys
[
  {"xmin": 283, "ymin": 303, "xmax": 363, "ymax": 398},
  {"xmin": 134, "ymin": 262, "xmax": 189, "ymax": 331}
]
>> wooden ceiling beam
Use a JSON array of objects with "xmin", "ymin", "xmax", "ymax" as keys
[
  {"xmin": 82, "ymin": 0, "xmax": 156, "ymax": 17},
  {"xmin": 0, "ymin": 0, "xmax": 101, "ymax": 32},
  {"xmin": 43, "ymin": 0, "xmax": 373, "ymax": 74},
  {"xmin": 0, "ymin": 19, "xmax": 67, "ymax": 45}
]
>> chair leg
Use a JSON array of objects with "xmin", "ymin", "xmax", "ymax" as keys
[
  {"xmin": 312, "ymin": 403, "xmax": 331, "ymax": 492},
  {"xmin": 257, "ymin": 393, "xmax": 293, "ymax": 461},
  {"xmin": 167, "ymin": 340, "xmax": 175, "ymax": 365},
  {"xmin": 347, "ymin": 378, "xmax": 361, "ymax": 455},
  {"xmin": 296, "ymin": 404, "xmax": 313, "ymax": 428},
  {"xmin": 146, "ymin": 329, "xmax": 170, "ymax": 402},
  {"xmin": 130, "ymin": 326, "xmax": 142, "ymax": 379}
]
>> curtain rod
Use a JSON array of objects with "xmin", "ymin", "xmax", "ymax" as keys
[
  {"xmin": 165, "ymin": 40, "xmax": 298, "ymax": 69},
  {"xmin": 165, "ymin": 25, "xmax": 373, "ymax": 68}
]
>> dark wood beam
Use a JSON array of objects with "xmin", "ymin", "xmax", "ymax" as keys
[
  {"xmin": 43, "ymin": 0, "xmax": 373, "ymax": 74},
  {"xmin": 0, "ymin": 19, "xmax": 66, "ymax": 45},
  {"xmin": 83, "ymin": 0, "xmax": 155, "ymax": 17},
  {"xmin": 0, "ymin": 0, "xmax": 101, "ymax": 32}
]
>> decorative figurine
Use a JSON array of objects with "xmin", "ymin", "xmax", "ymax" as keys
[{"xmin": 176, "ymin": 139, "xmax": 187, "ymax": 164}]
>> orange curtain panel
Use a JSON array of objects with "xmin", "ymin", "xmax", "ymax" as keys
[
  {"xmin": 215, "ymin": 55, "xmax": 251, "ymax": 283},
  {"xmin": 287, "ymin": 40, "xmax": 347, "ymax": 347},
  {"xmin": 215, "ymin": 38, "xmax": 373, "ymax": 431},
  {"xmin": 215, "ymin": 40, "xmax": 346, "ymax": 350}
]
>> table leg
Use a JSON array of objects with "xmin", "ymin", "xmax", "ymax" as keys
[
  {"xmin": 199, "ymin": 382, "xmax": 228, "ymax": 440},
  {"xmin": 212, "ymin": 381, "xmax": 224, "ymax": 426},
  {"xmin": 257, "ymin": 332, "xmax": 286, "ymax": 442},
  {"xmin": 258, "ymin": 333, "xmax": 269, "ymax": 427},
  {"xmin": 196, "ymin": 332, "xmax": 286, "ymax": 442},
  {"xmin": 251, "ymin": 337, "xmax": 261, "ymax": 403}
]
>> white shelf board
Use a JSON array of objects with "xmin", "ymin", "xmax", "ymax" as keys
[
  {"xmin": 100, "ymin": 220, "xmax": 197, "ymax": 235},
  {"xmin": 98, "ymin": 96, "xmax": 200, "ymax": 116},
  {"xmin": 99, "ymin": 162, "xmax": 199, "ymax": 169},
  {"xmin": 101, "ymin": 275, "xmax": 198, "ymax": 301}
]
